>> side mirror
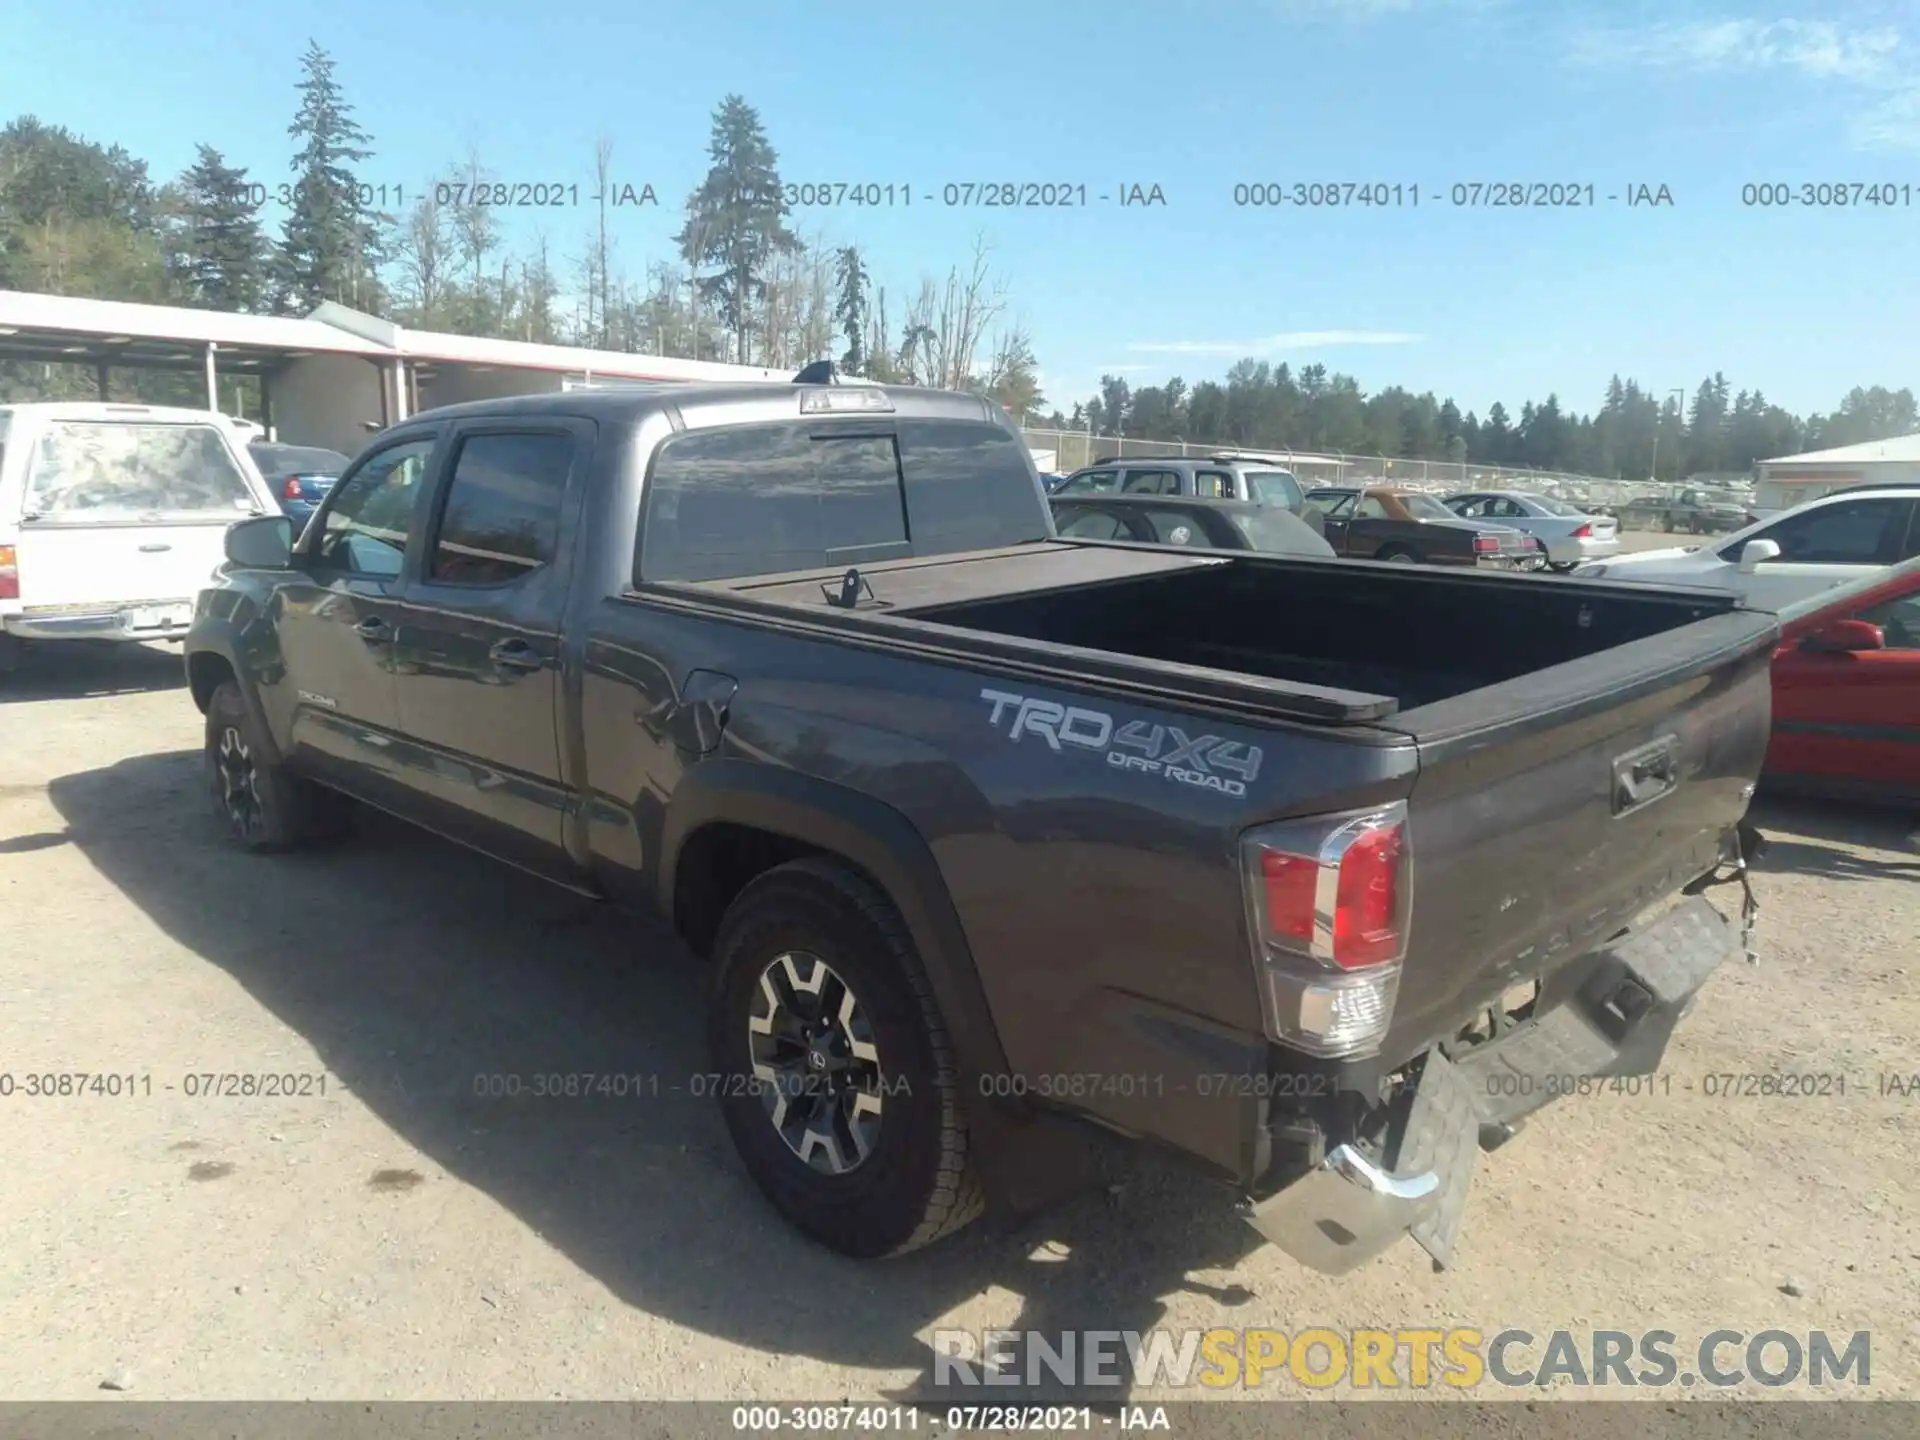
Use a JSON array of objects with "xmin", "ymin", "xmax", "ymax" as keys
[
  {"xmin": 1737, "ymin": 538, "xmax": 1781, "ymax": 574},
  {"xmin": 225, "ymin": 514, "xmax": 294, "ymax": 569},
  {"xmin": 1801, "ymin": 618, "xmax": 1885, "ymax": 653}
]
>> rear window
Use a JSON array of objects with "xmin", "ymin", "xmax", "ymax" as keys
[
  {"xmin": 1231, "ymin": 507, "xmax": 1331, "ymax": 556},
  {"xmin": 639, "ymin": 418, "xmax": 1044, "ymax": 583},
  {"xmin": 25, "ymin": 422, "xmax": 258, "ymax": 520},
  {"xmin": 252, "ymin": 444, "xmax": 348, "ymax": 477},
  {"xmin": 1524, "ymin": 494, "xmax": 1581, "ymax": 517}
]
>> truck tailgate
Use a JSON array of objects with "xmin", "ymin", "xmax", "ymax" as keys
[{"xmin": 1377, "ymin": 608, "xmax": 1777, "ymax": 1065}]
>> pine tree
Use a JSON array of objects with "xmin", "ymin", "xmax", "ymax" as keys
[
  {"xmin": 833, "ymin": 246, "xmax": 869, "ymax": 376},
  {"xmin": 676, "ymin": 95, "xmax": 799, "ymax": 364},
  {"xmin": 178, "ymin": 145, "xmax": 269, "ymax": 311},
  {"xmin": 277, "ymin": 41, "xmax": 385, "ymax": 313}
]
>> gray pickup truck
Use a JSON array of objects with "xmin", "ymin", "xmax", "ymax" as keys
[{"xmin": 183, "ymin": 378, "xmax": 1774, "ymax": 1274}]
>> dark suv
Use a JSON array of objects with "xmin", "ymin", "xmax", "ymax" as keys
[{"xmin": 1053, "ymin": 453, "xmax": 1318, "ymax": 528}]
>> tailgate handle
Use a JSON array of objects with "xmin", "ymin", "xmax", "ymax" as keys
[{"xmin": 1612, "ymin": 736, "xmax": 1679, "ymax": 815}]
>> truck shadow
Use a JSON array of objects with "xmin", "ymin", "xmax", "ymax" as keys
[
  {"xmin": 1748, "ymin": 795, "xmax": 1920, "ymax": 885},
  {"xmin": 48, "ymin": 750, "xmax": 1270, "ymax": 1401},
  {"xmin": 0, "ymin": 641, "xmax": 186, "ymax": 704}
]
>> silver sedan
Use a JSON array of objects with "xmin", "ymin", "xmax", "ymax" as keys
[{"xmin": 1443, "ymin": 490, "xmax": 1622, "ymax": 571}]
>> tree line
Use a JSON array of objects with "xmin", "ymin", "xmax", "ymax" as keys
[
  {"xmin": 1041, "ymin": 369, "xmax": 1917, "ymax": 481},
  {"xmin": 1, "ymin": 39, "xmax": 1912, "ymax": 478}
]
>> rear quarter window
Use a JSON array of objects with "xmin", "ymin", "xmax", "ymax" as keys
[
  {"xmin": 24, "ymin": 421, "xmax": 258, "ymax": 520},
  {"xmin": 1244, "ymin": 470, "xmax": 1303, "ymax": 509}
]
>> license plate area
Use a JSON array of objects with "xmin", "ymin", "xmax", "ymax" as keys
[{"xmin": 128, "ymin": 604, "xmax": 191, "ymax": 631}]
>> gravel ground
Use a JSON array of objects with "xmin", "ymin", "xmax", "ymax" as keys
[{"xmin": 1, "ymin": 640, "xmax": 1915, "ymax": 1407}]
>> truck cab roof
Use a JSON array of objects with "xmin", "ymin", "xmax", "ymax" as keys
[{"xmin": 405, "ymin": 382, "xmax": 1001, "ymax": 434}]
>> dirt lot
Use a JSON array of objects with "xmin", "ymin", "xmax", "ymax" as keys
[{"xmin": 1, "ymin": 641, "xmax": 1915, "ymax": 1405}]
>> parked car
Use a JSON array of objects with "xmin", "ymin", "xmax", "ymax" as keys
[
  {"xmin": 0, "ymin": 401, "xmax": 278, "ymax": 671},
  {"xmin": 1762, "ymin": 555, "xmax": 1920, "ymax": 805},
  {"xmin": 1050, "ymin": 494, "xmax": 1334, "ymax": 558},
  {"xmin": 251, "ymin": 443, "xmax": 349, "ymax": 531},
  {"xmin": 1444, "ymin": 490, "xmax": 1620, "ymax": 572},
  {"xmin": 1659, "ymin": 487, "xmax": 1751, "ymax": 535},
  {"xmin": 1612, "ymin": 494, "xmax": 1672, "ymax": 531},
  {"xmin": 186, "ymin": 377, "xmax": 1774, "ymax": 1275},
  {"xmin": 1305, "ymin": 485, "xmax": 1543, "ymax": 569},
  {"xmin": 1053, "ymin": 454, "xmax": 1320, "ymax": 530},
  {"xmin": 1576, "ymin": 485, "xmax": 1920, "ymax": 609}
]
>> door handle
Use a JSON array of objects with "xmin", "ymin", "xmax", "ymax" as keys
[
  {"xmin": 354, "ymin": 617, "xmax": 392, "ymax": 645},
  {"xmin": 489, "ymin": 639, "xmax": 545, "ymax": 672},
  {"xmin": 138, "ymin": 543, "xmax": 172, "ymax": 553}
]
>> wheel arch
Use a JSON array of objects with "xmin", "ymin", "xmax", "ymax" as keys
[
  {"xmin": 659, "ymin": 759, "xmax": 1010, "ymax": 1088},
  {"xmin": 185, "ymin": 635, "xmax": 287, "ymax": 767}
]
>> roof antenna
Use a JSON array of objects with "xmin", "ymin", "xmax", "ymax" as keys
[{"xmin": 793, "ymin": 359, "xmax": 837, "ymax": 385}]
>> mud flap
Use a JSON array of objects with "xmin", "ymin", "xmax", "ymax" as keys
[{"xmin": 1389, "ymin": 1049, "xmax": 1484, "ymax": 1270}]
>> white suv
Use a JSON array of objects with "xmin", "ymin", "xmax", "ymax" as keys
[
  {"xmin": 0, "ymin": 403, "xmax": 278, "ymax": 669},
  {"xmin": 1576, "ymin": 485, "xmax": 1920, "ymax": 608}
]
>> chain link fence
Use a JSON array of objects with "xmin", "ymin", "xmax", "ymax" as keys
[{"xmin": 1017, "ymin": 427, "xmax": 1703, "ymax": 519}]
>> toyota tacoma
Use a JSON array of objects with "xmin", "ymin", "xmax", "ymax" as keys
[{"xmin": 183, "ymin": 376, "xmax": 1772, "ymax": 1273}]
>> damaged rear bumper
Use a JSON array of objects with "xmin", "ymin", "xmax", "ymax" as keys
[{"xmin": 1243, "ymin": 894, "xmax": 1739, "ymax": 1275}]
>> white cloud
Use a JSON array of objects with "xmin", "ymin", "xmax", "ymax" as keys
[
  {"xmin": 1567, "ymin": 15, "xmax": 1920, "ymax": 150},
  {"xmin": 1125, "ymin": 330, "xmax": 1424, "ymax": 356},
  {"xmin": 1568, "ymin": 18, "xmax": 1903, "ymax": 81}
]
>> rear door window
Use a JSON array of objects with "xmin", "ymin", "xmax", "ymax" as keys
[
  {"xmin": 1120, "ymin": 468, "xmax": 1181, "ymax": 496},
  {"xmin": 427, "ymin": 432, "xmax": 574, "ymax": 586},
  {"xmin": 23, "ymin": 421, "xmax": 259, "ymax": 521},
  {"xmin": 1194, "ymin": 469, "xmax": 1234, "ymax": 500}
]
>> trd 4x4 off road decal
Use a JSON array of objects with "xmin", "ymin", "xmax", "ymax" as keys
[{"xmin": 979, "ymin": 688, "xmax": 1262, "ymax": 798}]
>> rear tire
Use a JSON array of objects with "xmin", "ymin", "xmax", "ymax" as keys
[
  {"xmin": 708, "ymin": 858, "xmax": 984, "ymax": 1258},
  {"xmin": 1377, "ymin": 545, "xmax": 1421, "ymax": 565},
  {"xmin": 1548, "ymin": 561, "xmax": 1578, "ymax": 574},
  {"xmin": 205, "ymin": 681, "xmax": 353, "ymax": 851}
]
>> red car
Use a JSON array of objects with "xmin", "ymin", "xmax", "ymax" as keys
[{"xmin": 1765, "ymin": 555, "xmax": 1920, "ymax": 804}]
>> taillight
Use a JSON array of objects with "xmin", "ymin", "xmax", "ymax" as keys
[
  {"xmin": 1241, "ymin": 802, "xmax": 1411, "ymax": 1057},
  {"xmin": 1571, "ymin": 522, "xmax": 1592, "ymax": 539},
  {"xmin": 0, "ymin": 544, "xmax": 16, "ymax": 600},
  {"xmin": 1472, "ymin": 534, "xmax": 1500, "ymax": 553},
  {"xmin": 282, "ymin": 477, "xmax": 303, "ymax": 499}
]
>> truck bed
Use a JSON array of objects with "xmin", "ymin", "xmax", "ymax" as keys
[{"xmin": 703, "ymin": 540, "xmax": 1763, "ymax": 724}]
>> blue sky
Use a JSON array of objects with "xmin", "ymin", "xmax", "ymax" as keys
[{"xmin": 4, "ymin": 0, "xmax": 1918, "ymax": 418}]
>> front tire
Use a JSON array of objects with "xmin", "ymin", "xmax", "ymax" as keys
[
  {"xmin": 708, "ymin": 858, "xmax": 984, "ymax": 1258},
  {"xmin": 205, "ymin": 681, "xmax": 352, "ymax": 851}
]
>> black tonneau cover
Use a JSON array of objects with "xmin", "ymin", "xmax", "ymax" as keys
[{"xmin": 635, "ymin": 543, "xmax": 1399, "ymax": 726}]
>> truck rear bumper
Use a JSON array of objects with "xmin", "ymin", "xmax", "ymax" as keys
[
  {"xmin": 4, "ymin": 601, "xmax": 195, "ymax": 642},
  {"xmin": 1243, "ymin": 895, "xmax": 1737, "ymax": 1274}
]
